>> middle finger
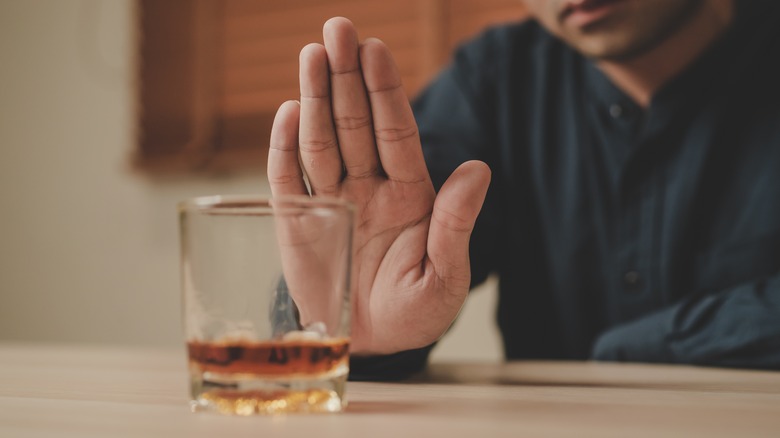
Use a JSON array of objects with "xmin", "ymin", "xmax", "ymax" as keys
[{"xmin": 323, "ymin": 17, "xmax": 381, "ymax": 179}]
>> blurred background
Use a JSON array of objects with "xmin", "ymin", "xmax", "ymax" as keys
[{"xmin": 0, "ymin": 0, "xmax": 527, "ymax": 362}]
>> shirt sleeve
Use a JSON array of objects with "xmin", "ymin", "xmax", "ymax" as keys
[
  {"xmin": 591, "ymin": 272, "xmax": 780, "ymax": 369},
  {"xmin": 348, "ymin": 344, "xmax": 436, "ymax": 381}
]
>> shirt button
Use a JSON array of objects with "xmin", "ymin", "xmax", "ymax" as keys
[
  {"xmin": 623, "ymin": 271, "xmax": 642, "ymax": 292},
  {"xmin": 609, "ymin": 103, "xmax": 624, "ymax": 118}
]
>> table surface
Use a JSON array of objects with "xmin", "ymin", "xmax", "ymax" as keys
[{"xmin": 1, "ymin": 342, "xmax": 779, "ymax": 437}]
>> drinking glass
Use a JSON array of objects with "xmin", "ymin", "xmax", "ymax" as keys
[{"xmin": 179, "ymin": 195, "xmax": 354, "ymax": 415}]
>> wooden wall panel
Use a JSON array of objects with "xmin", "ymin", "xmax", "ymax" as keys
[
  {"xmin": 137, "ymin": 0, "xmax": 528, "ymax": 173},
  {"xmin": 447, "ymin": 0, "xmax": 528, "ymax": 53},
  {"xmin": 219, "ymin": 0, "xmax": 425, "ymax": 116}
]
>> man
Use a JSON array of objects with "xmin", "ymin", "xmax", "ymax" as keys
[{"xmin": 267, "ymin": 0, "xmax": 780, "ymax": 379}]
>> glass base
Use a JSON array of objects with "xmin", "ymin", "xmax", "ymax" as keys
[{"xmin": 190, "ymin": 369, "xmax": 348, "ymax": 415}]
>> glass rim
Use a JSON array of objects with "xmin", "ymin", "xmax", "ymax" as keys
[{"xmin": 178, "ymin": 194, "xmax": 355, "ymax": 215}]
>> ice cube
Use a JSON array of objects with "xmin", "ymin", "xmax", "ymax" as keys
[
  {"xmin": 281, "ymin": 322, "xmax": 329, "ymax": 342},
  {"xmin": 282, "ymin": 330, "xmax": 322, "ymax": 342},
  {"xmin": 304, "ymin": 321, "xmax": 328, "ymax": 337}
]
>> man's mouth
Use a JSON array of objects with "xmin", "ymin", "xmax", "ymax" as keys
[{"xmin": 560, "ymin": 0, "xmax": 629, "ymax": 28}]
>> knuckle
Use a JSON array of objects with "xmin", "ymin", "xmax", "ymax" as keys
[
  {"xmin": 267, "ymin": 172, "xmax": 301, "ymax": 186},
  {"xmin": 368, "ymin": 82, "xmax": 403, "ymax": 95},
  {"xmin": 269, "ymin": 142, "xmax": 295, "ymax": 152},
  {"xmin": 344, "ymin": 163, "xmax": 378, "ymax": 179},
  {"xmin": 312, "ymin": 180, "xmax": 341, "ymax": 195},
  {"xmin": 299, "ymin": 137, "xmax": 338, "ymax": 153},
  {"xmin": 300, "ymin": 93, "xmax": 329, "ymax": 101},
  {"xmin": 330, "ymin": 66, "xmax": 361, "ymax": 76},
  {"xmin": 334, "ymin": 114, "xmax": 372, "ymax": 131},
  {"xmin": 375, "ymin": 126, "xmax": 418, "ymax": 144},
  {"xmin": 433, "ymin": 208, "xmax": 472, "ymax": 233}
]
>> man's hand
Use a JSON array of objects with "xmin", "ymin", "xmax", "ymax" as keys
[{"xmin": 267, "ymin": 17, "xmax": 491, "ymax": 355}]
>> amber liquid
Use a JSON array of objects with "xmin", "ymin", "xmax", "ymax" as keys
[
  {"xmin": 188, "ymin": 338, "xmax": 350, "ymax": 415},
  {"xmin": 188, "ymin": 338, "xmax": 349, "ymax": 377}
]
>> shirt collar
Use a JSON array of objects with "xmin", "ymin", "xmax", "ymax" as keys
[{"xmin": 583, "ymin": 59, "xmax": 640, "ymax": 125}]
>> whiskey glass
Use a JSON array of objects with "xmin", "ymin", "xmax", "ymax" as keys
[{"xmin": 179, "ymin": 195, "xmax": 354, "ymax": 415}]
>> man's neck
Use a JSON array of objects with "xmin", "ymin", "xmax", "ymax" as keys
[{"xmin": 597, "ymin": 0, "xmax": 734, "ymax": 108}]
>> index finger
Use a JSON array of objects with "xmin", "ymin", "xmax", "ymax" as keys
[{"xmin": 268, "ymin": 100, "xmax": 308, "ymax": 198}]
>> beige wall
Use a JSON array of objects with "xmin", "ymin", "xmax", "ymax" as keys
[{"xmin": 0, "ymin": 0, "xmax": 502, "ymax": 362}]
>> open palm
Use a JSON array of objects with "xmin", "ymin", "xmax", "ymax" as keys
[{"xmin": 267, "ymin": 17, "xmax": 490, "ymax": 355}]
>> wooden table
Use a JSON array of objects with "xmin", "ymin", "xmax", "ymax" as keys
[{"xmin": 1, "ymin": 342, "xmax": 779, "ymax": 437}]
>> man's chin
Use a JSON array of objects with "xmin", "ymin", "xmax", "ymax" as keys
[{"xmin": 563, "ymin": 33, "xmax": 662, "ymax": 62}]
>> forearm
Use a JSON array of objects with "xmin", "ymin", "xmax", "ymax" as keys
[{"xmin": 591, "ymin": 273, "xmax": 780, "ymax": 370}]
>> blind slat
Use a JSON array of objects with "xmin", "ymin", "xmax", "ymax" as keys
[
  {"xmin": 223, "ymin": 23, "xmax": 421, "ymax": 69},
  {"xmin": 223, "ymin": 0, "xmax": 420, "ymax": 41},
  {"xmin": 449, "ymin": 0, "xmax": 527, "ymax": 15}
]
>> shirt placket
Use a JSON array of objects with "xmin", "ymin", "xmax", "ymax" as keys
[
  {"xmin": 616, "ymin": 175, "xmax": 663, "ymax": 321},
  {"xmin": 606, "ymin": 100, "xmax": 665, "ymax": 323}
]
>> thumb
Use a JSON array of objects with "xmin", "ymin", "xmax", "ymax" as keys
[{"xmin": 427, "ymin": 160, "xmax": 491, "ymax": 290}]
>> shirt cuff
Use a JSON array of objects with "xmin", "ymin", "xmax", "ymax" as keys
[
  {"xmin": 348, "ymin": 344, "xmax": 435, "ymax": 381},
  {"xmin": 590, "ymin": 309, "xmax": 676, "ymax": 363}
]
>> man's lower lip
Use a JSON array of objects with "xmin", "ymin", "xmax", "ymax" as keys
[{"xmin": 563, "ymin": 0, "xmax": 625, "ymax": 28}]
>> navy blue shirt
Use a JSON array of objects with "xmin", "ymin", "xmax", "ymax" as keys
[{"xmin": 350, "ymin": 0, "xmax": 780, "ymax": 379}]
